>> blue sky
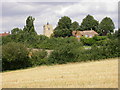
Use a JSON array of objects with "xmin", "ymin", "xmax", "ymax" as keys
[{"xmin": 1, "ymin": 0, "xmax": 118, "ymax": 34}]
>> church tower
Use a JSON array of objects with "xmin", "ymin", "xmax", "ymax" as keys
[{"xmin": 43, "ymin": 22, "xmax": 53, "ymax": 37}]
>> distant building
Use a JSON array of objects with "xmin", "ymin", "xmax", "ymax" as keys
[
  {"xmin": 72, "ymin": 30, "xmax": 98, "ymax": 38},
  {"xmin": 43, "ymin": 22, "xmax": 53, "ymax": 37},
  {"xmin": 0, "ymin": 32, "xmax": 10, "ymax": 37}
]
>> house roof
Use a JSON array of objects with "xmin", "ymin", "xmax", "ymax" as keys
[
  {"xmin": 81, "ymin": 30, "xmax": 98, "ymax": 36},
  {"xmin": 72, "ymin": 30, "xmax": 98, "ymax": 36},
  {"xmin": 0, "ymin": 32, "xmax": 10, "ymax": 36}
]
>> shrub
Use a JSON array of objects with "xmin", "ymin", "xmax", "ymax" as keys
[
  {"xmin": 30, "ymin": 50, "xmax": 47, "ymax": 66},
  {"xmin": 80, "ymin": 36, "xmax": 108, "ymax": 46},
  {"xmin": 102, "ymin": 39, "xmax": 119, "ymax": 57},
  {"xmin": 2, "ymin": 42, "xmax": 31, "ymax": 71},
  {"xmin": 47, "ymin": 43, "xmax": 82, "ymax": 64},
  {"xmin": 38, "ymin": 36, "xmax": 82, "ymax": 50},
  {"xmin": 78, "ymin": 39, "xmax": 119, "ymax": 61},
  {"xmin": 93, "ymin": 36, "xmax": 107, "ymax": 41},
  {"xmin": 80, "ymin": 37, "xmax": 96, "ymax": 46},
  {"xmin": 2, "ymin": 35, "xmax": 13, "ymax": 45}
]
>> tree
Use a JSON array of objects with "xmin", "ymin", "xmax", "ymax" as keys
[
  {"xmin": 22, "ymin": 16, "xmax": 38, "ymax": 43},
  {"xmin": 79, "ymin": 14, "xmax": 99, "ymax": 32},
  {"xmin": 11, "ymin": 28, "xmax": 22, "ymax": 35},
  {"xmin": 118, "ymin": 28, "xmax": 120, "ymax": 38},
  {"xmin": 9, "ymin": 16, "xmax": 38, "ymax": 43},
  {"xmin": 56, "ymin": 16, "xmax": 72, "ymax": 29},
  {"xmin": 23, "ymin": 16, "xmax": 37, "ymax": 34},
  {"xmin": 54, "ymin": 16, "xmax": 72, "ymax": 37},
  {"xmin": 71, "ymin": 21, "xmax": 79, "ymax": 30},
  {"xmin": 99, "ymin": 17, "xmax": 115, "ymax": 36}
]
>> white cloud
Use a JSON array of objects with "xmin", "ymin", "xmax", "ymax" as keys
[{"xmin": 2, "ymin": 1, "xmax": 118, "ymax": 34}]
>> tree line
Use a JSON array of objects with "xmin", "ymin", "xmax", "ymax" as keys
[
  {"xmin": 6, "ymin": 14, "xmax": 115, "ymax": 39},
  {"xmin": 1, "ymin": 15, "xmax": 119, "ymax": 71},
  {"xmin": 54, "ymin": 14, "xmax": 115, "ymax": 37}
]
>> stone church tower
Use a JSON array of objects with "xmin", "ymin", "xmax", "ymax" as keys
[{"xmin": 43, "ymin": 22, "xmax": 53, "ymax": 37}]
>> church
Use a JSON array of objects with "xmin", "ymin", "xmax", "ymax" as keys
[{"xmin": 43, "ymin": 22, "xmax": 53, "ymax": 37}]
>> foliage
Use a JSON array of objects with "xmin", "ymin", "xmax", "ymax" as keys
[
  {"xmin": 2, "ymin": 42, "xmax": 31, "ymax": 71},
  {"xmin": 93, "ymin": 36, "xmax": 107, "ymax": 41},
  {"xmin": 2, "ymin": 15, "xmax": 118, "ymax": 71},
  {"xmin": 37, "ymin": 37, "xmax": 82, "ymax": 50},
  {"xmin": 107, "ymin": 29, "xmax": 120, "ymax": 39},
  {"xmin": 47, "ymin": 43, "xmax": 82, "ymax": 64},
  {"xmin": 2, "ymin": 35, "xmax": 13, "ymax": 45},
  {"xmin": 78, "ymin": 14, "xmax": 99, "ymax": 32},
  {"xmin": 56, "ymin": 16, "xmax": 72, "ymax": 29},
  {"xmin": 11, "ymin": 28, "xmax": 22, "ymax": 35},
  {"xmin": 30, "ymin": 50, "xmax": 48, "ymax": 66},
  {"xmin": 99, "ymin": 17, "xmax": 115, "ymax": 36},
  {"xmin": 71, "ymin": 21, "xmax": 79, "ymax": 30},
  {"xmin": 54, "ymin": 16, "xmax": 72, "ymax": 37},
  {"xmin": 47, "ymin": 37, "xmax": 119, "ymax": 65},
  {"xmin": 80, "ymin": 36, "xmax": 108, "ymax": 46},
  {"xmin": 54, "ymin": 28, "xmax": 72, "ymax": 37},
  {"xmin": 2, "ymin": 16, "xmax": 40, "ymax": 46},
  {"xmin": 24, "ymin": 16, "xmax": 37, "ymax": 34},
  {"xmin": 79, "ymin": 39, "xmax": 119, "ymax": 61},
  {"xmin": 80, "ymin": 37, "xmax": 96, "ymax": 46}
]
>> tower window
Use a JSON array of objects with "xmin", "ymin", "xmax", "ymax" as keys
[{"xmin": 48, "ymin": 28, "xmax": 50, "ymax": 30}]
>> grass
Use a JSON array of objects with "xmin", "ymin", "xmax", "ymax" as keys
[{"xmin": 2, "ymin": 58, "xmax": 118, "ymax": 88}]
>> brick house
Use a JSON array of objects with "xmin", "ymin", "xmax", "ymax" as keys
[
  {"xmin": 72, "ymin": 30, "xmax": 98, "ymax": 38},
  {"xmin": 0, "ymin": 32, "xmax": 10, "ymax": 37}
]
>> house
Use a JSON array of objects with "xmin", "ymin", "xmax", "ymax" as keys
[
  {"xmin": 43, "ymin": 22, "xmax": 53, "ymax": 37},
  {"xmin": 72, "ymin": 30, "xmax": 98, "ymax": 39},
  {"xmin": 0, "ymin": 32, "xmax": 10, "ymax": 37}
]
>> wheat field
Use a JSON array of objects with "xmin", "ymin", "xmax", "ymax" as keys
[{"xmin": 2, "ymin": 58, "xmax": 118, "ymax": 88}]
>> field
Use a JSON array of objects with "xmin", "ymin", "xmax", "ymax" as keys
[{"xmin": 2, "ymin": 58, "xmax": 118, "ymax": 88}]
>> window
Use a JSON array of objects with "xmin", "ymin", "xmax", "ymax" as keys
[
  {"xmin": 89, "ymin": 35, "xmax": 92, "ymax": 38},
  {"xmin": 85, "ymin": 35, "xmax": 88, "ymax": 37},
  {"xmin": 77, "ymin": 35, "xmax": 80, "ymax": 38},
  {"xmin": 48, "ymin": 28, "xmax": 50, "ymax": 30}
]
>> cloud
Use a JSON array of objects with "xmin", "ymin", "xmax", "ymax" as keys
[{"xmin": 2, "ymin": 1, "xmax": 118, "ymax": 34}]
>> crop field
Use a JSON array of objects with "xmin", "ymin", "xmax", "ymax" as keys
[{"xmin": 2, "ymin": 58, "xmax": 118, "ymax": 88}]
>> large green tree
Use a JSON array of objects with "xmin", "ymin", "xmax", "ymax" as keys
[
  {"xmin": 54, "ymin": 16, "xmax": 72, "ymax": 37},
  {"xmin": 23, "ymin": 16, "xmax": 37, "ymax": 34},
  {"xmin": 99, "ymin": 17, "xmax": 115, "ymax": 36},
  {"xmin": 71, "ymin": 21, "xmax": 79, "ymax": 30},
  {"xmin": 79, "ymin": 14, "xmax": 99, "ymax": 32},
  {"xmin": 22, "ymin": 16, "xmax": 38, "ymax": 43}
]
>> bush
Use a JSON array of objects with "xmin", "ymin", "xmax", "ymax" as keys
[
  {"xmin": 80, "ymin": 36, "xmax": 108, "ymax": 46},
  {"xmin": 2, "ymin": 35, "xmax": 13, "ymax": 45},
  {"xmin": 102, "ymin": 39, "xmax": 119, "ymax": 57},
  {"xmin": 30, "ymin": 50, "xmax": 47, "ymax": 66},
  {"xmin": 38, "ymin": 36, "xmax": 82, "ymax": 50},
  {"xmin": 78, "ymin": 39, "xmax": 119, "ymax": 61},
  {"xmin": 93, "ymin": 36, "xmax": 107, "ymax": 41},
  {"xmin": 80, "ymin": 37, "xmax": 96, "ymax": 46},
  {"xmin": 47, "ymin": 43, "xmax": 82, "ymax": 64},
  {"xmin": 2, "ymin": 42, "xmax": 31, "ymax": 71}
]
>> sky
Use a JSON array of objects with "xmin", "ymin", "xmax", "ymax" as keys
[{"xmin": 1, "ymin": 0, "xmax": 118, "ymax": 34}]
